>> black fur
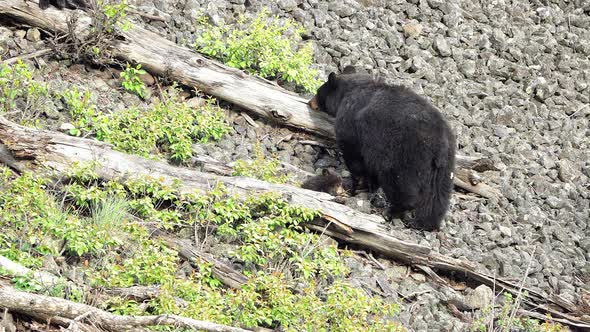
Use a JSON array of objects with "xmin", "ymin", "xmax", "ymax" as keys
[
  {"xmin": 301, "ymin": 169, "xmax": 345, "ymax": 197},
  {"xmin": 39, "ymin": 0, "xmax": 91, "ymax": 10},
  {"xmin": 309, "ymin": 67, "xmax": 456, "ymax": 231}
]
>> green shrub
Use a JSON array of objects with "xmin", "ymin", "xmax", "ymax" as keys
[
  {"xmin": 195, "ymin": 8, "xmax": 321, "ymax": 93},
  {"xmin": 233, "ymin": 144, "xmax": 289, "ymax": 183},
  {"xmin": 0, "ymin": 168, "xmax": 125, "ymax": 262},
  {"xmin": 120, "ymin": 63, "xmax": 147, "ymax": 98},
  {"xmin": 64, "ymin": 87, "xmax": 231, "ymax": 162},
  {"xmin": 61, "ymin": 86, "xmax": 104, "ymax": 136},
  {"xmin": 98, "ymin": 0, "xmax": 132, "ymax": 33},
  {"xmin": 0, "ymin": 61, "xmax": 50, "ymax": 127}
]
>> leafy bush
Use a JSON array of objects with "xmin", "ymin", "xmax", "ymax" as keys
[
  {"xmin": 98, "ymin": 0, "xmax": 132, "ymax": 33},
  {"xmin": 64, "ymin": 87, "xmax": 231, "ymax": 162},
  {"xmin": 0, "ymin": 61, "xmax": 50, "ymax": 127},
  {"xmin": 61, "ymin": 87, "xmax": 104, "ymax": 136},
  {"xmin": 0, "ymin": 168, "xmax": 125, "ymax": 262},
  {"xmin": 233, "ymin": 144, "xmax": 289, "ymax": 183},
  {"xmin": 120, "ymin": 63, "xmax": 147, "ymax": 98},
  {"xmin": 195, "ymin": 8, "xmax": 321, "ymax": 93}
]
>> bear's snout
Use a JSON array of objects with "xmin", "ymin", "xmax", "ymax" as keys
[{"xmin": 308, "ymin": 96, "xmax": 320, "ymax": 111}]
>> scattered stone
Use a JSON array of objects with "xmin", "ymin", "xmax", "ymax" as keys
[
  {"xmin": 433, "ymin": 36, "xmax": 452, "ymax": 56},
  {"xmin": 59, "ymin": 122, "xmax": 75, "ymax": 132},
  {"xmin": 558, "ymin": 159, "xmax": 583, "ymax": 183},
  {"xmin": 450, "ymin": 285, "xmax": 494, "ymax": 310},
  {"xmin": 14, "ymin": 29, "xmax": 26, "ymax": 40},
  {"xmin": 25, "ymin": 28, "xmax": 41, "ymax": 42},
  {"xmin": 498, "ymin": 225, "xmax": 512, "ymax": 237},
  {"xmin": 139, "ymin": 71, "xmax": 155, "ymax": 86},
  {"xmin": 0, "ymin": 310, "xmax": 16, "ymax": 332},
  {"xmin": 402, "ymin": 22, "xmax": 423, "ymax": 38},
  {"xmin": 329, "ymin": 2, "xmax": 355, "ymax": 17},
  {"xmin": 277, "ymin": 0, "xmax": 297, "ymax": 11}
]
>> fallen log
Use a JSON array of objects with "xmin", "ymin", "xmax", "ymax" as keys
[
  {"xmin": 0, "ymin": 117, "xmax": 587, "ymax": 329},
  {"xmin": 0, "ymin": 0, "xmax": 500, "ymax": 198},
  {"xmin": 0, "ymin": 286, "xmax": 250, "ymax": 332}
]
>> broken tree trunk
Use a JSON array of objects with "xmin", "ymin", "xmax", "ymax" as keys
[
  {"xmin": 0, "ymin": 117, "xmax": 587, "ymax": 329},
  {"xmin": 0, "ymin": 0, "xmax": 499, "ymax": 195}
]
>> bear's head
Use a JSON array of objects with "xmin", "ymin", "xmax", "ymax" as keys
[{"xmin": 308, "ymin": 66, "xmax": 357, "ymax": 116}]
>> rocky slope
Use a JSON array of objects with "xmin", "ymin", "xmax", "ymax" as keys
[
  {"xmin": 1, "ymin": 0, "xmax": 589, "ymax": 330},
  {"xmin": 158, "ymin": 0, "xmax": 590, "ymax": 304}
]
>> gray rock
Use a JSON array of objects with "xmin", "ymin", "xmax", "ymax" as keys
[
  {"xmin": 558, "ymin": 160, "xmax": 583, "ymax": 183},
  {"xmin": 59, "ymin": 122, "xmax": 75, "ymax": 132},
  {"xmin": 14, "ymin": 29, "xmax": 26, "ymax": 40},
  {"xmin": 450, "ymin": 285, "xmax": 493, "ymax": 311},
  {"xmin": 402, "ymin": 22, "xmax": 423, "ymax": 38},
  {"xmin": 546, "ymin": 196, "xmax": 565, "ymax": 209},
  {"xmin": 277, "ymin": 0, "xmax": 297, "ymax": 11},
  {"xmin": 433, "ymin": 36, "xmax": 452, "ymax": 56},
  {"xmin": 328, "ymin": 2, "xmax": 355, "ymax": 17},
  {"xmin": 44, "ymin": 101, "xmax": 61, "ymax": 120},
  {"xmin": 26, "ymin": 28, "xmax": 41, "ymax": 42}
]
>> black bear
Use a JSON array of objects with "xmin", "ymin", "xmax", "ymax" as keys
[
  {"xmin": 308, "ymin": 66, "xmax": 455, "ymax": 231},
  {"xmin": 39, "ymin": 0, "xmax": 91, "ymax": 10},
  {"xmin": 301, "ymin": 169, "xmax": 345, "ymax": 196}
]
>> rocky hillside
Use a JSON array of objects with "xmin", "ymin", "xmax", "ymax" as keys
[
  {"xmin": 0, "ymin": 0, "xmax": 588, "ymax": 331},
  {"xmin": 161, "ymin": 0, "xmax": 590, "ymax": 307}
]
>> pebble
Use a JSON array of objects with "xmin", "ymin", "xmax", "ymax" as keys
[
  {"xmin": 402, "ymin": 22, "xmax": 423, "ymax": 38},
  {"xmin": 26, "ymin": 28, "xmax": 41, "ymax": 42}
]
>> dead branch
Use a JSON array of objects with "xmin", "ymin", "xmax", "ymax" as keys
[{"xmin": 2, "ymin": 48, "xmax": 52, "ymax": 64}]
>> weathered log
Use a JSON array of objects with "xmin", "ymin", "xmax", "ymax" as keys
[
  {"xmin": 0, "ymin": 0, "xmax": 497, "ymax": 180},
  {"xmin": 0, "ymin": 286, "xmax": 250, "ymax": 332},
  {"xmin": 0, "ymin": 117, "xmax": 587, "ymax": 329}
]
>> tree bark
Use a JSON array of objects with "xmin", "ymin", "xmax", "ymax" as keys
[
  {"xmin": 0, "ymin": 286, "xmax": 251, "ymax": 332},
  {"xmin": 0, "ymin": 117, "xmax": 587, "ymax": 329}
]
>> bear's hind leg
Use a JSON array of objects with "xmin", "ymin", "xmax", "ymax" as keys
[
  {"xmin": 338, "ymin": 141, "xmax": 369, "ymax": 194},
  {"xmin": 380, "ymin": 175, "xmax": 419, "ymax": 219}
]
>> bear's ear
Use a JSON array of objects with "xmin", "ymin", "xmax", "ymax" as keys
[
  {"xmin": 321, "ymin": 169, "xmax": 330, "ymax": 176},
  {"xmin": 342, "ymin": 66, "xmax": 356, "ymax": 74},
  {"xmin": 328, "ymin": 72, "xmax": 339, "ymax": 88}
]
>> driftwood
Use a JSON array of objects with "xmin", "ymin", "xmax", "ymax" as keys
[
  {"xmin": 0, "ymin": 117, "xmax": 588, "ymax": 329},
  {"xmin": 0, "ymin": 286, "xmax": 250, "ymax": 332},
  {"xmin": 0, "ymin": 0, "xmax": 500, "ymax": 199}
]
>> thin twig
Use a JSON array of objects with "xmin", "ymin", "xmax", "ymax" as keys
[
  {"xmin": 2, "ymin": 48, "xmax": 52, "ymax": 64},
  {"xmin": 503, "ymin": 246, "xmax": 537, "ymax": 332}
]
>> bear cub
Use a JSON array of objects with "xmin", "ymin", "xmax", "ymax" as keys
[
  {"xmin": 308, "ymin": 66, "xmax": 456, "ymax": 231},
  {"xmin": 301, "ymin": 169, "xmax": 345, "ymax": 196}
]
